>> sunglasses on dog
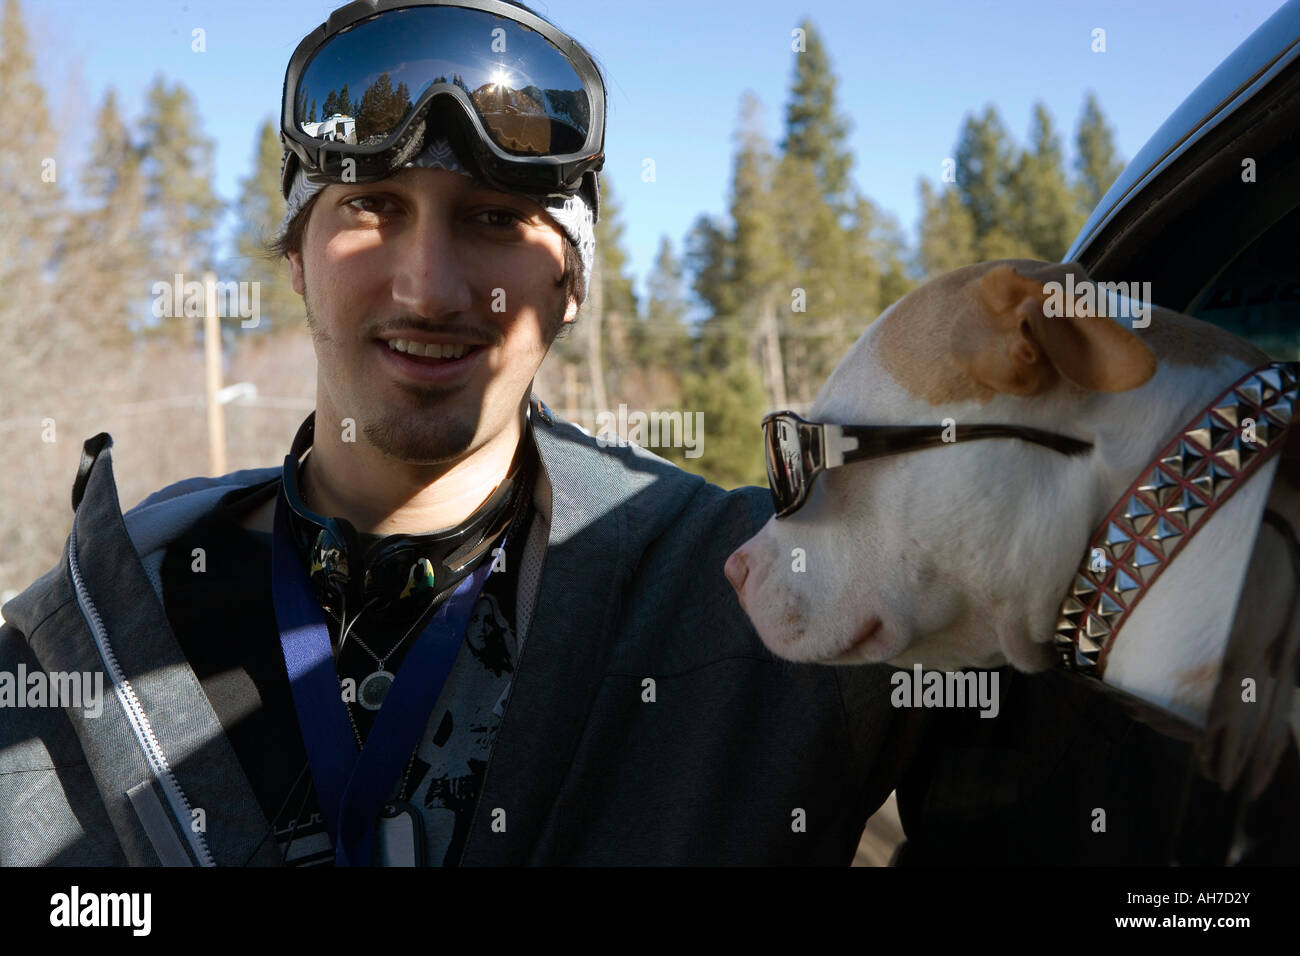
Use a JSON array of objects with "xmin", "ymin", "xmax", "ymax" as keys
[{"xmin": 762, "ymin": 410, "xmax": 1094, "ymax": 518}]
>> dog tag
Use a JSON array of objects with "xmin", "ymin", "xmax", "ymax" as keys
[{"xmin": 376, "ymin": 801, "xmax": 426, "ymax": 866}]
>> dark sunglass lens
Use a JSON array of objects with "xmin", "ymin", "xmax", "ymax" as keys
[{"xmin": 764, "ymin": 418, "xmax": 803, "ymax": 514}]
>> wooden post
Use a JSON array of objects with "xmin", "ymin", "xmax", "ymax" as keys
[{"xmin": 204, "ymin": 271, "xmax": 227, "ymax": 476}]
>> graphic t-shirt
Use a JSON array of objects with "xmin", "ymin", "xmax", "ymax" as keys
[{"xmin": 160, "ymin": 465, "xmax": 535, "ymax": 866}]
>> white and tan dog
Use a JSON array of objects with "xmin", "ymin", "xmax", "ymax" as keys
[{"xmin": 725, "ymin": 260, "xmax": 1299, "ymax": 795}]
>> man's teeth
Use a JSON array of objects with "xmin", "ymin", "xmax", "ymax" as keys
[{"xmin": 387, "ymin": 339, "xmax": 474, "ymax": 359}]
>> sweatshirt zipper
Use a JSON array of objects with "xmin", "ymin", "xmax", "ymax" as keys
[{"xmin": 68, "ymin": 519, "xmax": 215, "ymax": 866}]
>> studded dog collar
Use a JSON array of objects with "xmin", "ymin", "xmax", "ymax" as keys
[{"xmin": 1054, "ymin": 362, "xmax": 1298, "ymax": 676}]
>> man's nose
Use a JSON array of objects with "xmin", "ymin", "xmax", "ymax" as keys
[{"xmin": 390, "ymin": 217, "xmax": 475, "ymax": 316}]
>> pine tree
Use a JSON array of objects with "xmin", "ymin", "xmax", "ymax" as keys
[
  {"xmin": 593, "ymin": 171, "xmax": 638, "ymax": 323},
  {"xmin": 1008, "ymin": 102, "xmax": 1085, "ymax": 260},
  {"xmin": 683, "ymin": 212, "xmax": 745, "ymax": 370},
  {"xmin": 769, "ymin": 150, "xmax": 844, "ymax": 402},
  {"xmin": 856, "ymin": 196, "xmax": 914, "ymax": 309},
  {"xmin": 233, "ymin": 119, "xmax": 303, "ymax": 337},
  {"xmin": 137, "ymin": 75, "xmax": 224, "ymax": 343},
  {"xmin": 1075, "ymin": 91, "xmax": 1125, "ymax": 213},
  {"xmin": 636, "ymin": 235, "xmax": 691, "ymax": 370},
  {"xmin": 955, "ymin": 105, "xmax": 1013, "ymax": 240},
  {"xmin": 545, "ymin": 170, "xmax": 637, "ymax": 425},
  {"xmin": 0, "ymin": 0, "xmax": 68, "ymax": 399},
  {"xmin": 780, "ymin": 18, "xmax": 854, "ymax": 215},
  {"xmin": 778, "ymin": 23, "xmax": 914, "ymax": 397},
  {"xmin": 58, "ymin": 88, "xmax": 149, "ymax": 349},
  {"xmin": 0, "ymin": 0, "xmax": 128, "ymax": 594},
  {"xmin": 917, "ymin": 178, "xmax": 978, "ymax": 278},
  {"xmin": 684, "ymin": 213, "xmax": 735, "ymax": 321},
  {"xmin": 357, "ymin": 72, "xmax": 406, "ymax": 142},
  {"xmin": 670, "ymin": 362, "xmax": 769, "ymax": 489},
  {"xmin": 954, "ymin": 105, "xmax": 1036, "ymax": 260},
  {"xmin": 669, "ymin": 94, "xmax": 795, "ymax": 483},
  {"xmin": 591, "ymin": 171, "xmax": 637, "ymax": 407},
  {"xmin": 733, "ymin": 93, "xmax": 790, "ymax": 407}
]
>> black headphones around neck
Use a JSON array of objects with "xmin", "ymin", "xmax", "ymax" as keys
[{"xmin": 278, "ymin": 411, "xmax": 534, "ymax": 628}]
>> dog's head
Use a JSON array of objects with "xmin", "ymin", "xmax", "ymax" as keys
[{"xmin": 725, "ymin": 259, "xmax": 1169, "ymax": 672}]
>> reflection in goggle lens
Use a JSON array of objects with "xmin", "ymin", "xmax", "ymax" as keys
[{"xmin": 295, "ymin": 7, "xmax": 591, "ymax": 157}]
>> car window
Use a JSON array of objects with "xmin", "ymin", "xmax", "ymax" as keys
[{"xmin": 1185, "ymin": 201, "xmax": 1300, "ymax": 360}]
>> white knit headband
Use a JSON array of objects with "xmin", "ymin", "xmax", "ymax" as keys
[{"xmin": 278, "ymin": 136, "xmax": 596, "ymax": 303}]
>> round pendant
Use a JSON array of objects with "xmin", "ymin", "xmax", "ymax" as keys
[{"xmin": 358, "ymin": 669, "xmax": 395, "ymax": 711}]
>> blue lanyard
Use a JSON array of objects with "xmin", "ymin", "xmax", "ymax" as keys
[{"xmin": 270, "ymin": 489, "xmax": 497, "ymax": 866}]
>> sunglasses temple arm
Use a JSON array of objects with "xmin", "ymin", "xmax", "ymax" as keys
[
  {"xmin": 822, "ymin": 424, "xmax": 861, "ymax": 467},
  {"xmin": 836, "ymin": 428, "xmax": 952, "ymax": 464},
  {"xmin": 836, "ymin": 426, "xmax": 1090, "ymax": 464}
]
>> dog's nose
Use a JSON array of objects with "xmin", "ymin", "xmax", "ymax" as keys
[{"xmin": 724, "ymin": 549, "xmax": 749, "ymax": 593}]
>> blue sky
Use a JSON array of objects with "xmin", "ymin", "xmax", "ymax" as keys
[{"xmin": 25, "ymin": 0, "xmax": 1291, "ymax": 306}]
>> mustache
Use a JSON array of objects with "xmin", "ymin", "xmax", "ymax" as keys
[{"xmin": 368, "ymin": 318, "xmax": 502, "ymax": 344}]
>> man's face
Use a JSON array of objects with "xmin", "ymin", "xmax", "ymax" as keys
[{"xmin": 288, "ymin": 166, "xmax": 579, "ymax": 465}]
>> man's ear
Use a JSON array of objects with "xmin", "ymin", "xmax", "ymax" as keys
[
  {"xmin": 288, "ymin": 250, "xmax": 305, "ymax": 296},
  {"xmin": 964, "ymin": 262, "xmax": 1156, "ymax": 396}
]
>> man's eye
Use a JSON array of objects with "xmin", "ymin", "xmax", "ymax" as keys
[
  {"xmin": 346, "ymin": 195, "xmax": 398, "ymax": 217},
  {"xmin": 476, "ymin": 208, "xmax": 524, "ymax": 229}
]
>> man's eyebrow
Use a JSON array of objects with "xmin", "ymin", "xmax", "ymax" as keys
[
  {"xmin": 464, "ymin": 185, "xmax": 547, "ymax": 217},
  {"xmin": 463, "ymin": 181, "xmax": 534, "ymax": 203},
  {"xmin": 344, "ymin": 171, "xmax": 546, "ymax": 217}
]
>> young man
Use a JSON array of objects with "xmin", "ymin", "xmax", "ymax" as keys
[{"xmin": 0, "ymin": 0, "xmax": 923, "ymax": 866}]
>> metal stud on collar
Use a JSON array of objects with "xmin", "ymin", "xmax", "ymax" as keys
[{"xmin": 1054, "ymin": 362, "xmax": 1297, "ymax": 676}]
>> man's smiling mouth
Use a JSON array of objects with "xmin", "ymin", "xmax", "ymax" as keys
[
  {"xmin": 373, "ymin": 337, "xmax": 488, "ymax": 383},
  {"xmin": 386, "ymin": 338, "xmax": 476, "ymax": 361}
]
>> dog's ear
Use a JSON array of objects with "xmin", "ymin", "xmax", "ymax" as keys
[{"xmin": 968, "ymin": 263, "xmax": 1156, "ymax": 395}]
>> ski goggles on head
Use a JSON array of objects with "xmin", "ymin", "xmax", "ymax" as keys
[
  {"xmin": 279, "ymin": 0, "xmax": 606, "ymax": 211},
  {"xmin": 762, "ymin": 410, "xmax": 1093, "ymax": 519}
]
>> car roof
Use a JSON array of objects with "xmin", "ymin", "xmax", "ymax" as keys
[{"xmin": 1065, "ymin": 0, "xmax": 1300, "ymax": 263}]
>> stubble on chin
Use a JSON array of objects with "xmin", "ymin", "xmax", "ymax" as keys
[{"xmin": 362, "ymin": 411, "xmax": 480, "ymax": 465}]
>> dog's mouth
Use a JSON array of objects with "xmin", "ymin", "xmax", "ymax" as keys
[{"xmin": 832, "ymin": 616, "xmax": 883, "ymax": 659}]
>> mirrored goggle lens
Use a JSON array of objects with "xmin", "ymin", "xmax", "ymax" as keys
[
  {"xmin": 295, "ymin": 6, "xmax": 591, "ymax": 157},
  {"xmin": 764, "ymin": 418, "xmax": 804, "ymax": 514}
]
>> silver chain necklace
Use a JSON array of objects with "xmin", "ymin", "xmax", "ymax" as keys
[
  {"xmin": 335, "ymin": 592, "xmax": 431, "ymax": 802},
  {"xmin": 341, "ymin": 588, "xmax": 443, "ymax": 713}
]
